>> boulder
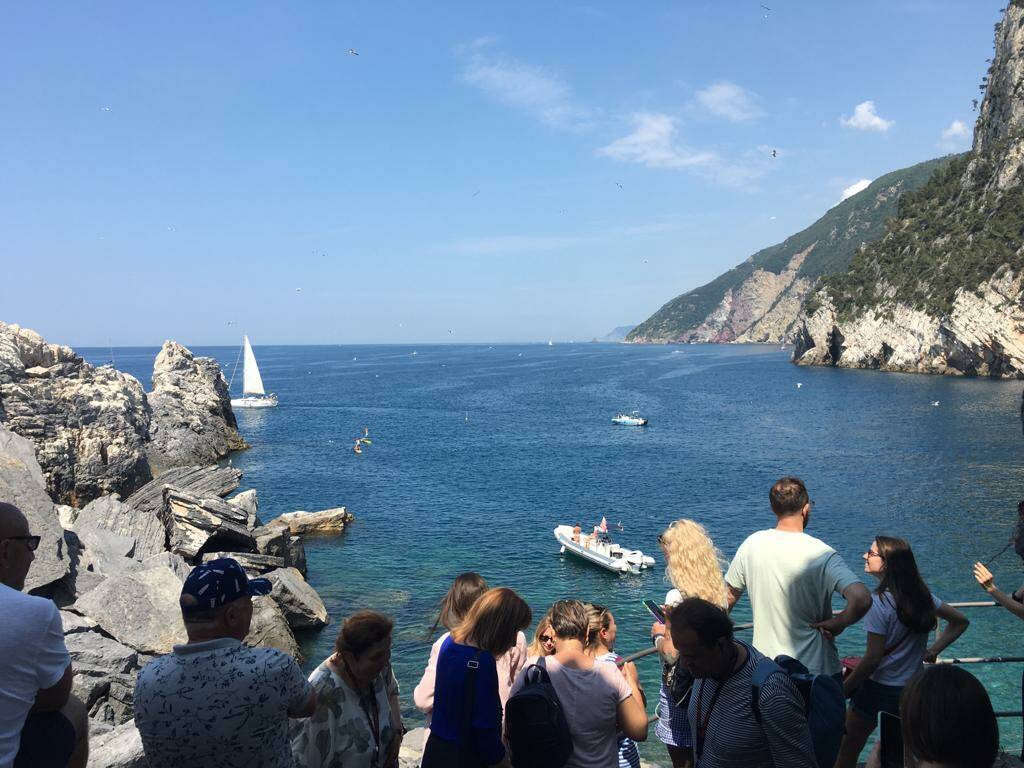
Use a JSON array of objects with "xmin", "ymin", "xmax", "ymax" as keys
[
  {"xmin": 245, "ymin": 595, "xmax": 301, "ymax": 660},
  {"xmin": 73, "ymin": 556, "xmax": 187, "ymax": 654},
  {"xmin": 264, "ymin": 567, "xmax": 329, "ymax": 629},
  {"xmin": 60, "ymin": 610, "xmax": 97, "ymax": 634},
  {"xmin": 90, "ymin": 673, "xmax": 136, "ymax": 726},
  {"xmin": 124, "ymin": 464, "xmax": 242, "ymax": 520},
  {"xmin": 56, "ymin": 503, "xmax": 78, "ymax": 529},
  {"xmin": 201, "ymin": 551, "xmax": 284, "ymax": 574},
  {"xmin": 75, "ymin": 524, "xmax": 139, "ymax": 576},
  {"xmin": 251, "ymin": 524, "xmax": 289, "ymax": 559},
  {"xmin": 288, "ymin": 536, "xmax": 307, "ymax": 577},
  {"xmin": 146, "ymin": 341, "xmax": 248, "ymax": 472},
  {"xmin": 228, "ymin": 488, "xmax": 260, "ymax": 529},
  {"xmin": 0, "ymin": 426, "xmax": 70, "ymax": 591},
  {"xmin": 65, "ymin": 631, "xmax": 138, "ymax": 709},
  {"xmin": 75, "ymin": 494, "xmax": 166, "ymax": 561},
  {"xmin": 269, "ymin": 507, "xmax": 352, "ymax": 536},
  {"xmin": 0, "ymin": 323, "xmax": 153, "ymax": 506},
  {"xmin": 89, "ymin": 719, "xmax": 147, "ymax": 768},
  {"xmin": 161, "ymin": 486, "xmax": 255, "ymax": 560}
]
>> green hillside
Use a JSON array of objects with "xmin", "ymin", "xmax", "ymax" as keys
[{"xmin": 627, "ymin": 155, "xmax": 959, "ymax": 342}]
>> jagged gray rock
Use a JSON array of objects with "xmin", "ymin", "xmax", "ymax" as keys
[
  {"xmin": 89, "ymin": 719, "xmax": 147, "ymax": 768},
  {"xmin": 66, "ymin": 631, "xmax": 138, "ymax": 710},
  {"xmin": 75, "ymin": 494, "xmax": 166, "ymax": 562},
  {"xmin": 252, "ymin": 524, "xmax": 289, "ymax": 559},
  {"xmin": 245, "ymin": 595, "xmax": 301, "ymax": 660},
  {"xmin": 201, "ymin": 551, "xmax": 284, "ymax": 574},
  {"xmin": 75, "ymin": 524, "xmax": 139, "ymax": 576},
  {"xmin": 147, "ymin": 341, "xmax": 248, "ymax": 473},
  {"xmin": 60, "ymin": 610, "xmax": 97, "ymax": 634},
  {"xmin": 124, "ymin": 464, "xmax": 242, "ymax": 520},
  {"xmin": 270, "ymin": 507, "xmax": 352, "ymax": 536},
  {"xmin": 0, "ymin": 426, "xmax": 70, "ymax": 591},
  {"xmin": 228, "ymin": 488, "xmax": 260, "ymax": 529},
  {"xmin": 265, "ymin": 567, "xmax": 329, "ymax": 629},
  {"xmin": 289, "ymin": 536, "xmax": 308, "ymax": 577},
  {"xmin": 161, "ymin": 486, "xmax": 255, "ymax": 560},
  {"xmin": 0, "ymin": 322, "xmax": 153, "ymax": 506},
  {"xmin": 73, "ymin": 556, "xmax": 187, "ymax": 654}
]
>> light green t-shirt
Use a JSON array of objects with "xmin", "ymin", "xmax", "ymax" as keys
[{"xmin": 725, "ymin": 529, "xmax": 861, "ymax": 676}]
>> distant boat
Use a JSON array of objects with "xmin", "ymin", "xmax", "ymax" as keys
[
  {"xmin": 612, "ymin": 410, "xmax": 648, "ymax": 426},
  {"xmin": 231, "ymin": 336, "xmax": 278, "ymax": 409},
  {"xmin": 554, "ymin": 525, "xmax": 655, "ymax": 574},
  {"xmin": 548, "ymin": 340, "xmax": 554, "ymax": 346}
]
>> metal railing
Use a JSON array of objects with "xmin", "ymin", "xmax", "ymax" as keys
[{"xmin": 621, "ymin": 601, "xmax": 1024, "ymax": 719}]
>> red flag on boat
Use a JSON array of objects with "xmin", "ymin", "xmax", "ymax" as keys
[{"xmin": 600, "ymin": 517, "xmax": 608, "ymax": 532}]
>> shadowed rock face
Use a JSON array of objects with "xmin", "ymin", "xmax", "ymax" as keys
[{"xmin": 0, "ymin": 324, "xmax": 247, "ymax": 506}]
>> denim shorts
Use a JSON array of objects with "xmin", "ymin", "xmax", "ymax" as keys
[{"xmin": 850, "ymin": 678, "xmax": 903, "ymax": 722}]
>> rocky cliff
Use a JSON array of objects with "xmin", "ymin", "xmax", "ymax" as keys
[
  {"xmin": 627, "ymin": 157, "xmax": 955, "ymax": 344},
  {"xmin": 793, "ymin": 3, "xmax": 1024, "ymax": 377},
  {"xmin": 0, "ymin": 322, "xmax": 247, "ymax": 505}
]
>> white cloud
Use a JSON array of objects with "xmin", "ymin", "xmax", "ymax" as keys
[
  {"xmin": 461, "ymin": 43, "xmax": 590, "ymax": 130},
  {"xmin": 694, "ymin": 81, "xmax": 762, "ymax": 122},
  {"xmin": 840, "ymin": 101, "xmax": 894, "ymax": 132},
  {"xmin": 938, "ymin": 119, "xmax": 971, "ymax": 150},
  {"xmin": 839, "ymin": 179, "xmax": 872, "ymax": 203},
  {"xmin": 596, "ymin": 113, "xmax": 718, "ymax": 169},
  {"xmin": 451, "ymin": 234, "xmax": 588, "ymax": 255}
]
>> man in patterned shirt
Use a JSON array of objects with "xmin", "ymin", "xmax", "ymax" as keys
[
  {"xmin": 134, "ymin": 558, "xmax": 317, "ymax": 768},
  {"xmin": 669, "ymin": 597, "xmax": 816, "ymax": 768}
]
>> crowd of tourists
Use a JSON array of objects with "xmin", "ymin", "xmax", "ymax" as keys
[{"xmin": 0, "ymin": 476, "xmax": 1020, "ymax": 767}]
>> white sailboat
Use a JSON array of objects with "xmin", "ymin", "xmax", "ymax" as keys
[{"xmin": 230, "ymin": 336, "xmax": 278, "ymax": 409}]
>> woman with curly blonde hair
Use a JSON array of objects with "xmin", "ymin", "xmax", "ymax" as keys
[{"xmin": 651, "ymin": 519, "xmax": 727, "ymax": 768}]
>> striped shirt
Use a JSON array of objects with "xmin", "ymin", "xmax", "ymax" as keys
[{"xmin": 687, "ymin": 640, "xmax": 816, "ymax": 768}]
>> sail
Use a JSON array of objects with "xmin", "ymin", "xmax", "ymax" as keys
[{"xmin": 242, "ymin": 336, "xmax": 266, "ymax": 396}]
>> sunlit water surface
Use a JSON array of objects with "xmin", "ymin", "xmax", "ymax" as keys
[{"xmin": 85, "ymin": 343, "xmax": 1024, "ymax": 758}]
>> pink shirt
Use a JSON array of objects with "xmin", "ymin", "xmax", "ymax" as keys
[
  {"xmin": 510, "ymin": 655, "xmax": 632, "ymax": 768},
  {"xmin": 414, "ymin": 630, "xmax": 528, "ymax": 729}
]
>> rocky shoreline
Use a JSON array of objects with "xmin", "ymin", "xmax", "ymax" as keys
[{"xmin": 0, "ymin": 323, "xmax": 348, "ymax": 768}]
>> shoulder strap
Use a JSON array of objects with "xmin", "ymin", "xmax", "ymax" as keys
[
  {"xmin": 750, "ymin": 658, "xmax": 783, "ymax": 724},
  {"xmin": 461, "ymin": 649, "xmax": 483, "ymax": 743},
  {"xmin": 523, "ymin": 658, "xmax": 553, "ymax": 686}
]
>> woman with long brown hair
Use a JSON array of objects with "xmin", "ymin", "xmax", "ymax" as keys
[
  {"xmin": 414, "ymin": 574, "xmax": 529, "ymax": 734},
  {"xmin": 421, "ymin": 588, "xmax": 532, "ymax": 768},
  {"xmin": 835, "ymin": 536, "xmax": 968, "ymax": 768},
  {"xmin": 650, "ymin": 519, "xmax": 728, "ymax": 768}
]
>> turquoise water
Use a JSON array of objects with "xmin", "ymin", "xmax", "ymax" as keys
[{"xmin": 87, "ymin": 343, "xmax": 1024, "ymax": 756}]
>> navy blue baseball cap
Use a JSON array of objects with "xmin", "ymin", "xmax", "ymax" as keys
[{"xmin": 180, "ymin": 557, "xmax": 272, "ymax": 615}]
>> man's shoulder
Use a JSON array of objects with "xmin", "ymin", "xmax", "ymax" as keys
[{"xmin": 0, "ymin": 583, "xmax": 58, "ymax": 620}]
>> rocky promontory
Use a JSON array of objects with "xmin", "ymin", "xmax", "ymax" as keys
[
  {"xmin": 793, "ymin": 3, "xmax": 1024, "ymax": 377},
  {"xmin": 0, "ymin": 322, "xmax": 247, "ymax": 505}
]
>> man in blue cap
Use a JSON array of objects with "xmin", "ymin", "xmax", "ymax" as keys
[{"xmin": 134, "ymin": 557, "xmax": 317, "ymax": 768}]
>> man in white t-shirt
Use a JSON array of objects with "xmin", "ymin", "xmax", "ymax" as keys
[
  {"xmin": 724, "ymin": 477, "xmax": 871, "ymax": 677},
  {"xmin": 0, "ymin": 501, "xmax": 87, "ymax": 768}
]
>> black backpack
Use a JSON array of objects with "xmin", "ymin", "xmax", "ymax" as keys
[{"xmin": 505, "ymin": 659, "xmax": 573, "ymax": 768}]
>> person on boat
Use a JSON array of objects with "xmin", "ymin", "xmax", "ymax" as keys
[
  {"xmin": 420, "ymin": 588, "xmax": 531, "ymax": 768},
  {"xmin": 291, "ymin": 610, "xmax": 403, "ymax": 768},
  {"xmin": 511, "ymin": 599, "xmax": 647, "ymax": 768},
  {"xmin": 668, "ymin": 597, "xmax": 816, "ymax": 768},
  {"xmin": 572, "ymin": 523, "xmax": 582, "ymax": 543},
  {"xmin": 725, "ymin": 476, "xmax": 871, "ymax": 677},
  {"xmin": 900, "ymin": 666, "xmax": 998, "ymax": 768},
  {"xmin": 585, "ymin": 603, "xmax": 641, "ymax": 768},
  {"xmin": 834, "ymin": 536, "xmax": 968, "ymax": 768},
  {"xmin": 354, "ymin": 441, "xmax": 362, "ymax": 455},
  {"xmin": 527, "ymin": 616, "xmax": 556, "ymax": 658},
  {"xmin": 414, "ymin": 574, "xmax": 528, "ymax": 740}
]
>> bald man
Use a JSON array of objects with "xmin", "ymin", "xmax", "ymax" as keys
[{"xmin": 0, "ymin": 502, "xmax": 87, "ymax": 768}]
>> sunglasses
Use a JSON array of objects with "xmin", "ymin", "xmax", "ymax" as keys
[
  {"xmin": 540, "ymin": 634, "xmax": 555, "ymax": 643},
  {"xmin": 2, "ymin": 535, "xmax": 41, "ymax": 551}
]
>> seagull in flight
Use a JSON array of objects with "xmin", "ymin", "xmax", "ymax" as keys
[
  {"xmin": 100, "ymin": 106, "xmax": 111, "ymax": 112},
  {"xmin": 347, "ymin": 48, "xmax": 359, "ymax": 56},
  {"xmin": 615, "ymin": 182, "xmax": 623, "ymax": 190},
  {"xmin": 771, "ymin": 149, "xmax": 777, "ymax": 158},
  {"xmin": 295, "ymin": 287, "xmax": 303, "ymax": 292},
  {"xmin": 472, "ymin": 190, "xmax": 480, "ymax": 197}
]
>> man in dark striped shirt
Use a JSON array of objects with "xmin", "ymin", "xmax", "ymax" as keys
[{"xmin": 669, "ymin": 598, "xmax": 817, "ymax": 768}]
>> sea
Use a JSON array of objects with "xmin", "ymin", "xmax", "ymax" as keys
[{"xmin": 82, "ymin": 342, "xmax": 1024, "ymax": 757}]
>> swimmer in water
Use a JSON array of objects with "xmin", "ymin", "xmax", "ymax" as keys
[{"xmin": 353, "ymin": 441, "xmax": 362, "ymax": 455}]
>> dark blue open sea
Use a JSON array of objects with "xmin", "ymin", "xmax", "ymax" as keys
[{"xmin": 83, "ymin": 343, "xmax": 1024, "ymax": 756}]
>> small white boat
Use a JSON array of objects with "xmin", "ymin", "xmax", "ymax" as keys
[
  {"xmin": 230, "ymin": 336, "xmax": 278, "ymax": 409},
  {"xmin": 612, "ymin": 411, "xmax": 648, "ymax": 426},
  {"xmin": 554, "ymin": 525, "xmax": 655, "ymax": 574}
]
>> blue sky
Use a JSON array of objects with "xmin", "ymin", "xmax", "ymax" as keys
[{"xmin": 0, "ymin": 1, "xmax": 1002, "ymax": 345}]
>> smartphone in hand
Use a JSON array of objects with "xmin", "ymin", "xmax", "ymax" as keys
[{"xmin": 642, "ymin": 599, "xmax": 666, "ymax": 623}]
